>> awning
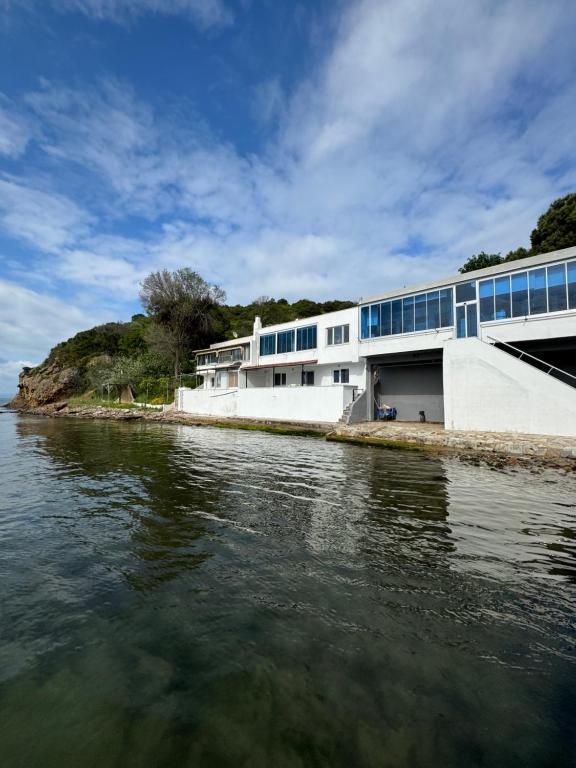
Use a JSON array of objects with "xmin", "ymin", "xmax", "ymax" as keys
[{"xmin": 242, "ymin": 359, "xmax": 318, "ymax": 370}]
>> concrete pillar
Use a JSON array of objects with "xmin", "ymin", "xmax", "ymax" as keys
[{"xmin": 365, "ymin": 363, "xmax": 373, "ymax": 421}]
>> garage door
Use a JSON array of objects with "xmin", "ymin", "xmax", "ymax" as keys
[{"xmin": 376, "ymin": 363, "xmax": 444, "ymax": 422}]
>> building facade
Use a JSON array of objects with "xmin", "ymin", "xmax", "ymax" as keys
[{"xmin": 177, "ymin": 245, "xmax": 576, "ymax": 436}]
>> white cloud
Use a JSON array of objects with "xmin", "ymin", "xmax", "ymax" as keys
[
  {"xmin": 0, "ymin": 0, "xmax": 233, "ymax": 29},
  {"xmin": 0, "ymin": 97, "xmax": 33, "ymax": 158},
  {"xmin": 1, "ymin": 0, "xmax": 575, "ymax": 394},
  {"xmin": 0, "ymin": 278, "xmax": 110, "ymax": 387},
  {"xmin": 0, "ymin": 360, "xmax": 33, "ymax": 398},
  {"xmin": 0, "ymin": 177, "xmax": 93, "ymax": 252}
]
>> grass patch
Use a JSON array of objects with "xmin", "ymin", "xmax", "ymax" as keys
[{"xmin": 67, "ymin": 397, "xmax": 145, "ymax": 410}]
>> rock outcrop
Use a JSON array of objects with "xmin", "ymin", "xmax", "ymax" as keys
[{"xmin": 9, "ymin": 364, "xmax": 81, "ymax": 409}]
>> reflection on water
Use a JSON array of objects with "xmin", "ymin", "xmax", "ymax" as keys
[{"xmin": 0, "ymin": 413, "xmax": 575, "ymax": 767}]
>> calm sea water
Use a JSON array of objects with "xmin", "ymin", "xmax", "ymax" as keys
[{"xmin": 0, "ymin": 411, "xmax": 575, "ymax": 767}]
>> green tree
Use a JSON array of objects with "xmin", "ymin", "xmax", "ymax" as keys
[
  {"xmin": 458, "ymin": 192, "xmax": 576, "ymax": 273},
  {"xmin": 529, "ymin": 192, "xmax": 576, "ymax": 255},
  {"xmin": 140, "ymin": 269, "xmax": 226, "ymax": 378},
  {"xmin": 503, "ymin": 246, "xmax": 530, "ymax": 263},
  {"xmin": 458, "ymin": 251, "xmax": 503, "ymax": 274}
]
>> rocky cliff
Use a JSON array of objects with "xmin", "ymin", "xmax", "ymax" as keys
[{"xmin": 9, "ymin": 364, "xmax": 81, "ymax": 409}]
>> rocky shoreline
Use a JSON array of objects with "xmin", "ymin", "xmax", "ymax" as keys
[{"xmin": 4, "ymin": 401, "xmax": 576, "ymax": 473}]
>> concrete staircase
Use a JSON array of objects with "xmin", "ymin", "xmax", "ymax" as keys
[{"xmin": 339, "ymin": 389, "xmax": 366, "ymax": 425}]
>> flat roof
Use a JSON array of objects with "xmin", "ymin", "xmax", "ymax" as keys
[
  {"xmin": 195, "ymin": 336, "xmax": 253, "ymax": 354},
  {"xmin": 360, "ymin": 245, "xmax": 576, "ymax": 306},
  {"xmin": 259, "ymin": 306, "xmax": 354, "ymax": 334},
  {"xmin": 242, "ymin": 359, "xmax": 318, "ymax": 370}
]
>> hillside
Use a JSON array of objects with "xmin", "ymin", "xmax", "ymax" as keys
[{"xmin": 10, "ymin": 296, "xmax": 354, "ymax": 409}]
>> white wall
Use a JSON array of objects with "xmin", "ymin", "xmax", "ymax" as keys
[
  {"xmin": 479, "ymin": 310, "xmax": 576, "ymax": 345},
  {"xmin": 244, "ymin": 362, "xmax": 365, "ymax": 389},
  {"xmin": 359, "ymin": 328, "xmax": 453, "ymax": 358},
  {"xmin": 177, "ymin": 385, "xmax": 353, "ymax": 423},
  {"xmin": 254, "ymin": 307, "xmax": 360, "ymax": 369},
  {"xmin": 443, "ymin": 338, "xmax": 576, "ymax": 437},
  {"xmin": 237, "ymin": 385, "xmax": 353, "ymax": 423},
  {"xmin": 178, "ymin": 388, "xmax": 238, "ymax": 417}
]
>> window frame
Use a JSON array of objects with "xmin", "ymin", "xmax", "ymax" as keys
[
  {"xmin": 327, "ymin": 323, "xmax": 350, "ymax": 346},
  {"xmin": 259, "ymin": 333, "xmax": 276, "ymax": 356},
  {"xmin": 359, "ymin": 287, "xmax": 454, "ymax": 339},
  {"xmin": 296, "ymin": 325, "xmax": 317, "ymax": 351}
]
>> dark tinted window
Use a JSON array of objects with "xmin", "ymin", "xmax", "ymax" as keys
[
  {"xmin": 479, "ymin": 280, "xmax": 494, "ymax": 322},
  {"xmin": 456, "ymin": 281, "xmax": 476, "ymax": 303},
  {"xmin": 547, "ymin": 264, "xmax": 567, "ymax": 312},
  {"xmin": 495, "ymin": 276, "xmax": 511, "ymax": 320},
  {"xmin": 511, "ymin": 272, "xmax": 528, "ymax": 316},
  {"xmin": 415, "ymin": 294, "xmax": 426, "ymax": 331},
  {"xmin": 529, "ymin": 268, "xmax": 547, "ymax": 315},
  {"xmin": 402, "ymin": 296, "xmax": 414, "ymax": 333}
]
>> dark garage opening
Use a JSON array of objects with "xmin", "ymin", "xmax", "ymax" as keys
[{"xmin": 371, "ymin": 350, "xmax": 444, "ymax": 423}]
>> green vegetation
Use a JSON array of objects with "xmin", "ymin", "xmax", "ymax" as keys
[
  {"xmin": 140, "ymin": 268, "xmax": 226, "ymax": 378},
  {"xmin": 459, "ymin": 192, "xmax": 576, "ymax": 273},
  {"xmin": 67, "ymin": 397, "xmax": 144, "ymax": 410},
  {"xmin": 30, "ymin": 272, "xmax": 353, "ymax": 404}
]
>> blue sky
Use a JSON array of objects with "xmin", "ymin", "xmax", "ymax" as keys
[{"xmin": 0, "ymin": 0, "xmax": 575, "ymax": 393}]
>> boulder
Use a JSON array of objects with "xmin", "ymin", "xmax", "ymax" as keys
[{"xmin": 9, "ymin": 364, "xmax": 81, "ymax": 409}]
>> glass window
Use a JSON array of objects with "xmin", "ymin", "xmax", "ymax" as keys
[
  {"xmin": 340, "ymin": 368, "xmax": 349, "ymax": 383},
  {"xmin": 327, "ymin": 324, "xmax": 350, "ymax": 345},
  {"xmin": 276, "ymin": 330, "xmax": 295, "ymax": 354},
  {"xmin": 467, "ymin": 303, "xmax": 478, "ymax": 337},
  {"xmin": 415, "ymin": 294, "xmax": 427, "ymax": 331},
  {"xmin": 333, "ymin": 369, "xmax": 340, "ymax": 383},
  {"xmin": 495, "ymin": 276, "xmax": 511, "ymax": 320},
  {"xmin": 402, "ymin": 296, "xmax": 414, "ymax": 333},
  {"xmin": 296, "ymin": 325, "xmax": 317, "ymax": 351},
  {"xmin": 381, "ymin": 302, "xmax": 391, "ymax": 335},
  {"xmin": 228, "ymin": 372, "xmax": 238, "ymax": 388},
  {"xmin": 426, "ymin": 291, "xmax": 440, "ymax": 329},
  {"xmin": 440, "ymin": 288, "xmax": 453, "ymax": 327},
  {"xmin": 369, "ymin": 304, "xmax": 380, "ymax": 337},
  {"xmin": 511, "ymin": 272, "xmax": 528, "ymax": 316},
  {"xmin": 456, "ymin": 305, "xmax": 466, "ymax": 338},
  {"xmin": 479, "ymin": 279, "xmax": 494, "ymax": 322},
  {"xmin": 568, "ymin": 261, "xmax": 576, "ymax": 309},
  {"xmin": 391, "ymin": 299, "xmax": 402, "ymax": 334},
  {"xmin": 547, "ymin": 263, "xmax": 567, "ymax": 312},
  {"xmin": 302, "ymin": 371, "xmax": 314, "ymax": 386},
  {"xmin": 259, "ymin": 334, "xmax": 276, "ymax": 356},
  {"xmin": 529, "ymin": 268, "xmax": 547, "ymax": 315},
  {"xmin": 327, "ymin": 327, "xmax": 333, "ymax": 345},
  {"xmin": 359, "ymin": 287, "xmax": 457, "ymax": 338},
  {"xmin": 360, "ymin": 306, "xmax": 370, "ymax": 339},
  {"xmin": 274, "ymin": 372, "xmax": 286, "ymax": 386},
  {"xmin": 456, "ymin": 281, "xmax": 476, "ymax": 303}
]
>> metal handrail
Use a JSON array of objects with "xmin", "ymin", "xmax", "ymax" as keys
[{"xmin": 485, "ymin": 335, "xmax": 576, "ymax": 384}]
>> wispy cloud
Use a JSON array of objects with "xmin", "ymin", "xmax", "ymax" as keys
[
  {"xmin": 0, "ymin": 0, "xmax": 575, "ymax": 391},
  {"xmin": 1, "ymin": 0, "xmax": 233, "ymax": 29},
  {"xmin": 0, "ymin": 177, "xmax": 93, "ymax": 252},
  {"xmin": 0, "ymin": 96, "xmax": 33, "ymax": 158},
  {"xmin": 0, "ymin": 277, "xmax": 107, "ymax": 385}
]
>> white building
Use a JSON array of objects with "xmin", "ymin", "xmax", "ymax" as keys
[{"xmin": 177, "ymin": 245, "xmax": 576, "ymax": 436}]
